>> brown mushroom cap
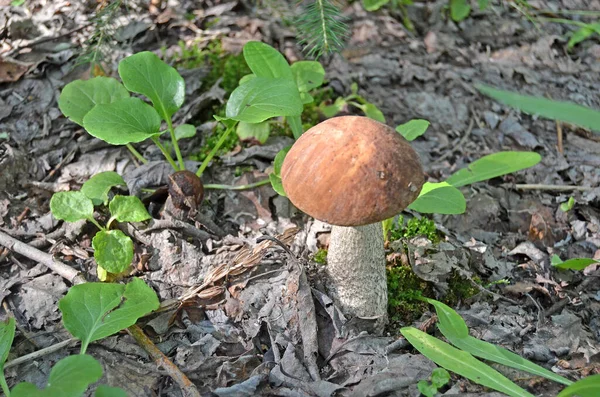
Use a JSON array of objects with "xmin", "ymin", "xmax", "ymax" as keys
[{"xmin": 281, "ymin": 116, "xmax": 425, "ymax": 226}]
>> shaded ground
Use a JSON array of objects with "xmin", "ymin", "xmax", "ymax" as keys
[{"xmin": 1, "ymin": 0, "xmax": 599, "ymax": 396}]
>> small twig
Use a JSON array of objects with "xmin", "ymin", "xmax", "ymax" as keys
[
  {"xmin": 4, "ymin": 338, "xmax": 77, "ymax": 369},
  {"xmin": 127, "ymin": 325, "xmax": 200, "ymax": 397},
  {"xmin": 556, "ymin": 121, "xmax": 564, "ymax": 154},
  {"xmin": 0, "ymin": 230, "xmax": 86, "ymax": 285},
  {"xmin": 434, "ymin": 118, "xmax": 475, "ymax": 164},
  {"xmin": 469, "ymin": 278, "xmax": 521, "ymax": 306},
  {"xmin": 324, "ymin": 331, "xmax": 369, "ymax": 364},
  {"xmin": 501, "ymin": 184, "xmax": 594, "ymax": 192},
  {"xmin": 545, "ymin": 275, "xmax": 598, "ymax": 317}
]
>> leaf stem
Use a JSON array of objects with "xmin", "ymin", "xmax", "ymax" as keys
[
  {"xmin": 126, "ymin": 144, "xmax": 148, "ymax": 164},
  {"xmin": 166, "ymin": 118, "xmax": 185, "ymax": 170},
  {"xmin": 196, "ymin": 121, "xmax": 238, "ymax": 177},
  {"xmin": 88, "ymin": 217, "xmax": 105, "ymax": 231},
  {"xmin": 0, "ymin": 372, "xmax": 10, "ymax": 397},
  {"xmin": 151, "ymin": 136, "xmax": 179, "ymax": 171},
  {"xmin": 204, "ymin": 179, "xmax": 271, "ymax": 190},
  {"xmin": 106, "ymin": 216, "xmax": 116, "ymax": 230}
]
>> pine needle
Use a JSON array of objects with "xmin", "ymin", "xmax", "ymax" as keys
[{"xmin": 296, "ymin": 0, "xmax": 349, "ymax": 59}]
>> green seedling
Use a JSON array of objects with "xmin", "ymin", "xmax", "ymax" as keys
[
  {"xmin": 319, "ymin": 82, "xmax": 385, "ymax": 123},
  {"xmin": 417, "ymin": 368, "xmax": 450, "ymax": 397},
  {"xmin": 1, "ymin": 277, "xmax": 157, "ymax": 396},
  {"xmin": 50, "ymin": 172, "xmax": 150, "ymax": 279},
  {"xmin": 560, "ymin": 196, "xmax": 575, "ymax": 212},
  {"xmin": 551, "ymin": 254, "xmax": 599, "ymax": 271}
]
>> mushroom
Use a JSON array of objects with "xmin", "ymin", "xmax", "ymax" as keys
[{"xmin": 281, "ymin": 116, "xmax": 424, "ymax": 331}]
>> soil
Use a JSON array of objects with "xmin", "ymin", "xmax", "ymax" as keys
[{"xmin": 1, "ymin": 0, "xmax": 599, "ymax": 396}]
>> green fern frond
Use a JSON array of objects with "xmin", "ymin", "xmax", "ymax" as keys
[{"xmin": 296, "ymin": 0, "xmax": 349, "ymax": 59}]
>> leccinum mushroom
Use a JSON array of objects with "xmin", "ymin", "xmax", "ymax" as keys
[{"xmin": 281, "ymin": 116, "xmax": 424, "ymax": 331}]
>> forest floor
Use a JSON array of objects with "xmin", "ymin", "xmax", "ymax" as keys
[{"xmin": 0, "ymin": 0, "xmax": 599, "ymax": 396}]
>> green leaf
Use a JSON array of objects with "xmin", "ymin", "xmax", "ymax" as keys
[
  {"xmin": 400, "ymin": 327, "xmax": 535, "ymax": 397},
  {"xmin": 95, "ymin": 385, "xmax": 129, "ymax": 397},
  {"xmin": 362, "ymin": 0, "xmax": 390, "ymax": 11},
  {"xmin": 83, "ymin": 98, "xmax": 162, "ymax": 145},
  {"xmin": 557, "ymin": 374, "xmax": 600, "ymax": 397},
  {"xmin": 431, "ymin": 368, "xmax": 450, "ymax": 388},
  {"xmin": 92, "ymin": 230, "xmax": 134, "ymax": 273},
  {"xmin": 0, "ymin": 317, "xmax": 15, "ymax": 368},
  {"xmin": 446, "ymin": 151, "xmax": 541, "ymax": 187},
  {"xmin": 226, "ymin": 77, "xmax": 303, "ymax": 123},
  {"xmin": 291, "ymin": 61, "xmax": 325, "ymax": 93},
  {"xmin": 239, "ymin": 74, "xmax": 256, "ymax": 85},
  {"xmin": 477, "ymin": 84, "xmax": 600, "ymax": 133},
  {"xmin": 568, "ymin": 26, "xmax": 595, "ymax": 49},
  {"xmin": 408, "ymin": 182, "xmax": 466, "ymax": 214},
  {"xmin": 50, "ymin": 191, "xmax": 94, "ymax": 222},
  {"xmin": 118, "ymin": 51, "xmax": 185, "ymax": 121},
  {"xmin": 59, "ymin": 278, "xmax": 159, "ymax": 353},
  {"xmin": 396, "ymin": 119, "xmax": 430, "ymax": 141},
  {"xmin": 174, "ymin": 124, "xmax": 196, "ymax": 140},
  {"xmin": 450, "ymin": 0, "xmax": 471, "ymax": 22},
  {"xmin": 552, "ymin": 257, "xmax": 599, "ymax": 271},
  {"xmin": 423, "ymin": 298, "xmax": 573, "ymax": 386},
  {"xmin": 319, "ymin": 97, "xmax": 346, "ymax": 118},
  {"xmin": 58, "ymin": 77, "xmax": 130, "ymax": 126},
  {"xmin": 109, "ymin": 195, "xmax": 151, "ymax": 223},
  {"xmin": 273, "ymin": 147, "xmax": 290, "ymax": 176},
  {"xmin": 287, "ymin": 115, "xmax": 304, "ymax": 139},
  {"xmin": 81, "ymin": 172, "xmax": 126, "ymax": 206},
  {"xmin": 477, "ymin": 0, "xmax": 489, "ymax": 10},
  {"xmin": 269, "ymin": 173, "xmax": 286, "ymax": 196},
  {"xmin": 417, "ymin": 381, "xmax": 437, "ymax": 397},
  {"xmin": 243, "ymin": 41, "xmax": 294, "ymax": 80},
  {"xmin": 361, "ymin": 103, "xmax": 386, "ymax": 123},
  {"xmin": 560, "ymin": 197, "xmax": 575, "ymax": 212},
  {"xmin": 236, "ymin": 121, "xmax": 270, "ymax": 144},
  {"xmin": 300, "ymin": 92, "xmax": 315, "ymax": 104},
  {"xmin": 11, "ymin": 355, "xmax": 103, "ymax": 397}
]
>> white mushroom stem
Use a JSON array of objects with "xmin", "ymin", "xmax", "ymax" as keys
[{"xmin": 326, "ymin": 223, "xmax": 387, "ymax": 330}]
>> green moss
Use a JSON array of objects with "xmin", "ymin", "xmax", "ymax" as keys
[
  {"xmin": 443, "ymin": 271, "xmax": 481, "ymax": 306},
  {"xmin": 313, "ymin": 248, "xmax": 328, "ymax": 264},
  {"xmin": 387, "ymin": 261, "xmax": 432, "ymax": 324},
  {"xmin": 390, "ymin": 216, "xmax": 440, "ymax": 243}
]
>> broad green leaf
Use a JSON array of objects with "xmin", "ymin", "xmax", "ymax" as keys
[
  {"xmin": 568, "ymin": 26, "xmax": 595, "ymax": 49},
  {"xmin": 236, "ymin": 121, "xmax": 270, "ymax": 144},
  {"xmin": 450, "ymin": 0, "xmax": 471, "ymax": 22},
  {"xmin": 425, "ymin": 298, "xmax": 573, "ymax": 386},
  {"xmin": 0, "ymin": 317, "xmax": 15, "ymax": 368},
  {"xmin": 109, "ymin": 195, "xmax": 151, "ymax": 223},
  {"xmin": 269, "ymin": 173, "xmax": 286, "ymax": 196},
  {"xmin": 431, "ymin": 368, "xmax": 450, "ymax": 388},
  {"xmin": 11, "ymin": 355, "xmax": 103, "ymax": 397},
  {"xmin": 319, "ymin": 97, "xmax": 346, "ymax": 118},
  {"xmin": 552, "ymin": 257, "xmax": 598, "ymax": 271},
  {"xmin": 287, "ymin": 115, "xmax": 304, "ymax": 139},
  {"xmin": 363, "ymin": 0, "xmax": 390, "ymax": 11},
  {"xmin": 362, "ymin": 103, "xmax": 386, "ymax": 123},
  {"xmin": 58, "ymin": 77, "xmax": 129, "ymax": 126},
  {"xmin": 291, "ymin": 61, "xmax": 325, "ymax": 93},
  {"xmin": 50, "ymin": 191, "xmax": 94, "ymax": 222},
  {"xmin": 396, "ymin": 119, "xmax": 430, "ymax": 141},
  {"xmin": 243, "ymin": 41, "xmax": 293, "ymax": 80},
  {"xmin": 477, "ymin": 85, "xmax": 600, "ymax": 133},
  {"xmin": 239, "ymin": 74, "xmax": 256, "ymax": 85},
  {"xmin": 81, "ymin": 171, "xmax": 126, "ymax": 206},
  {"xmin": 95, "ymin": 385, "xmax": 129, "ymax": 397},
  {"xmin": 408, "ymin": 182, "xmax": 466, "ymax": 214},
  {"xmin": 118, "ymin": 51, "xmax": 185, "ymax": 121},
  {"xmin": 557, "ymin": 374, "xmax": 600, "ymax": 397},
  {"xmin": 417, "ymin": 381, "xmax": 437, "ymax": 397},
  {"xmin": 226, "ymin": 77, "xmax": 303, "ymax": 123},
  {"xmin": 83, "ymin": 98, "xmax": 162, "ymax": 145},
  {"xmin": 273, "ymin": 147, "xmax": 290, "ymax": 176},
  {"xmin": 300, "ymin": 92, "xmax": 314, "ymax": 104},
  {"xmin": 59, "ymin": 278, "xmax": 159, "ymax": 353},
  {"xmin": 174, "ymin": 124, "xmax": 196, "ymax": 140},
  {"xmin": 92, "ymin": 230, "xmax": 134, "ymax": 273},
  {"xmin": 446, "ymin": 151, "xmax": 541, "ymax": 188},
  {"xmin": 401, "ymin": 327, "xmax": 535, "ymax": 397}
]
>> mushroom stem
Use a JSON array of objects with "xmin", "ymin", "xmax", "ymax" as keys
[{"xmin": 327, "ymin": 223, "xmax": 387, "ymax": 332}]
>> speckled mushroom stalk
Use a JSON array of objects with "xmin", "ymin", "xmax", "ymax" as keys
[{"xmin": 281, "ymin": 116, "xmax": 424, "ymax": 332}]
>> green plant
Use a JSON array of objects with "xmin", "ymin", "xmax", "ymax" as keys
[
  {"xmin": 313, "ymin": 248, "xmax": 328, "ymax": 264},
  {"xmin": 551, "ymin": 255, "xmax": 599, "ymax": 271},
  {"xmin": 401, "ymin": 298, "xmax": 579, "ymax": 397},
  {"xmin": 0, "ymin": 277, "xmax": 158, "ymax": 396},
  {"xmin": 50, "ymin": 172, "xmax": 150, "ymax": 280},
  {"xmin": 295, "ymin": 0, "xmax": 349, "ymax": 59},
  {"xmin": 319, "ymin": 82, "xmax": 386, "ymax": 123},
  {"xmin": 417, "ymin": 368, "xmax": 450, "ymax": 397},
  {"xmin": 560, "ymin": 196, "xmax": 575, "ymax": 212}
]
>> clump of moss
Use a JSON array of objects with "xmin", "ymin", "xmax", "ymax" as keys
[
  {"xmin": 443, "ymin": 271, "xmax": 481, "ymax": 306},
  {"xmin": 390, "ymin": 216, "xmax": 440, "ymax": 243},
  {"xmin": 387, "ymin": 260, "xmax": 433, "ymax": 325},
  {"xmin": 312, "ymin": 248, "xmax": 328, "ymax": 264}
]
